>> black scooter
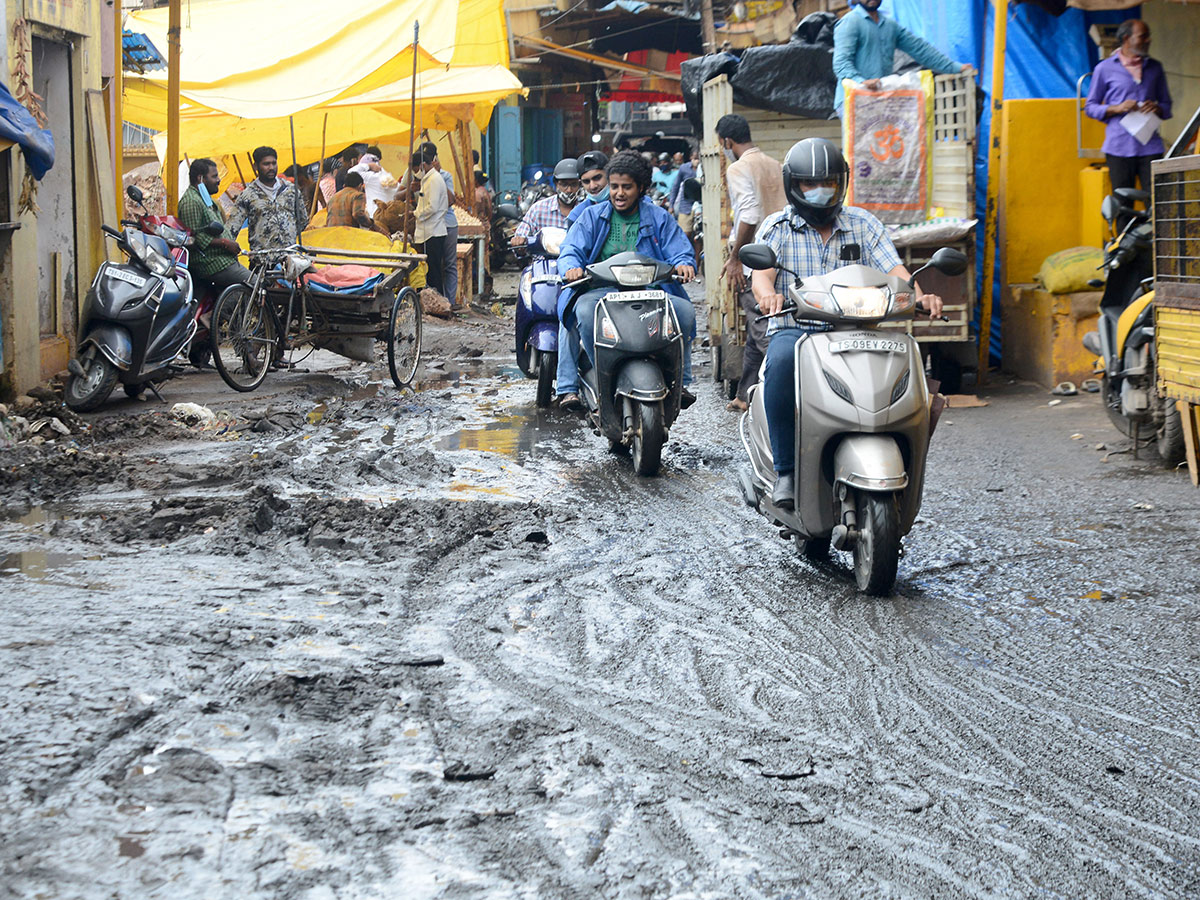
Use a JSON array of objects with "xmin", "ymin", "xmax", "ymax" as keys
[
  {"xmin": 65, "ymin": 216, "xmax": 222, "ymax": 411},
  {"xmin": 491, "ymin": 202, "xmax": 522, "ymax": 272},
  {"xmin": 565, "ymin": 251, "xmax": 687, "ymax": 476}
]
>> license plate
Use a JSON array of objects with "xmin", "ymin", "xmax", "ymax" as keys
[
  {"xmin": 107, "ymin": 268, "xmax": 147, "ymax": 288},
  {"xmin": 829, "ymin": 338, "xmax": 905, "ymax": 354},
  {"xmin": 610, "ymin": 290, "xmax": 665, "ymax": 301}
]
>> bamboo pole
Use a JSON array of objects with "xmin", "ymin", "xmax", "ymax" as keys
[
  {"xmin": 165, "ymin": 0, "xmax": 181, "ymax": 215},
  {"xmin": 289, "ymin": 116, "xmax": 301, "ymax": 244},
  {"xmin": 113, "ymin": 0, "xmax": 123, "ymax": 215},
  {"xmin": 403, "ymin": 21, "xmax": 420, "ymax": 249},
  {"xmin": 445, "ymin": 129, "xmax": 466, "ymax": 207},
  {"xmin": 232, "ymin": 155, "xmax": 248, "ymax": 191},
  {"xmin": 978, "ymin": 0, "xmax": 1009, "ymax": 384},
  {"xmin": 311, "ymin": 113, "xmax": 329, "ymax": 215}
]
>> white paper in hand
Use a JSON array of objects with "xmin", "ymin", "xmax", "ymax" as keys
[{"xmin": 1120, "ymin": 109, "xmax": 1162, "ymax": 145}]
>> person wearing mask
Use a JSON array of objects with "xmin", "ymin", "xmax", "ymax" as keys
[
  {"xmin": 752, "ymin": 139, "xmax": 942, "ymax": 510},
  {"xmin": 350, "ymin": 145, "xmax": 399, "ymax": 219},
  {"xmin": 411, "ymin": 147, "xmax": 450, "ymax": 296},
  {"xmin": 228, "ymin": 145, "xmax": 309, "ymax": 250},
  {"xmin": 512, "ymin": 158, "xmax": 583, "ymax": 246},
  {"xmin": 558, "ymin": 151, "xmax": 698, "ymax": 408},
  {"xmin": 832, "ymin": 0, "xmax": 973, "ymax": 115},
  {"xmin": 1084, "ymin": 19, "xmax": 1172, "ymax": 192},
  {"xmin": 325, "ymin": 171, "xmax": 374, "ymax": 229},
  {"xmin": 558, "ymin": 151, "xmax": 609, "ymax": 409},
  {"xmin": 717, "ymin": 114, "xmax": 787, "ymax": 412},
  {"xmin": 177, "ymin": 157, "xmax": 251, "ymax": 295},
  {"xmin": 652, "ymin": 152, "xmax": 675, "ymax": 197}
]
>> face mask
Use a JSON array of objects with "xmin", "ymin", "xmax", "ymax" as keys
[
  {"xmin": 803, "ymin": 186, "xmax": 836, "ymax": 206},
  {"xmin": 199, "ymin": 182, "xmax": 215, "ymax": 208},
  {"xmin": 590, "ymin": 185, "xmax": 610, "ymax": 203},
  {"xmin": 558, "ymin": 189, "xmax": 583, "ymax": 206},
  {"xmin": 723, "ymin": 148, "xmax": 736, "ymax": 164}
]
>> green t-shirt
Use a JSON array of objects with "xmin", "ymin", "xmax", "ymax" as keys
[{"xmin": 601, "ymin": 207, "xmax": 640, "ymax": 260}]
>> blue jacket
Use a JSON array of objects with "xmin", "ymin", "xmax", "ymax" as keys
[{"xmin": 557, "ymin": 197, "xmax": 696, "ymax": 319}]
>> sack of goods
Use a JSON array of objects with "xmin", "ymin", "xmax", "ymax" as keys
[{"xmin": 1036, "ymin": 246, "xmax": 1106, "ymax": 294}]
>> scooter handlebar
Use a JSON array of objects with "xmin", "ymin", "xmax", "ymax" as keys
[{"xmin": 101, "ymin": 225, "xmax": 123, "ymax": 239}]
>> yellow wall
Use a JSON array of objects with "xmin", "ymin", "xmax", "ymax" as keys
[{"xmin": 998, "ymin": 99, "xmax": 1107, "ymax": 287}]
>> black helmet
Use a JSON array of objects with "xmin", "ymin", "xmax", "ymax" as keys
[
  {"xmin": 552, "ymin": 158, "xmax": 580, "ymax": 182},
  {"xmin": 782, "ymin": 138, "xmax": 848, "ymax": 228},
  {"xmin": 577, "ymin": 150, "xmax": 608, "ymax": 176}
]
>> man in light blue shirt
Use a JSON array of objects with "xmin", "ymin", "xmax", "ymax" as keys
[{"xmin": 832, "ymin": 0, "xmax": 973, "ymax": 113}]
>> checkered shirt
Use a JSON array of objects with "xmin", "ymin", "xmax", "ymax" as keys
[
  {"xmin": 514, "ymin": 195, "xmax": 569, "ymax": 240},
  {"xmin": 755, "ymin": 205, "xmax": 902, "ymax": 333}
]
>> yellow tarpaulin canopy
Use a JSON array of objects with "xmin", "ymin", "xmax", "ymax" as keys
[
  {"xmin": 129, "ymin": 64, "xmax": 523, "ymax": 163},
  {"xmin": 122, "ymin": 0, "xmax": 523, "ymax": 165},
  {"xmin": 125, "ymin": 0, "xmax": 510, "ymax": 120}
]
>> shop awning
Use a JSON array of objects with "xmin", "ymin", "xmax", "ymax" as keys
[
  {"xmin": 605, "ymin": 50, "xmax": 688, "ymax": 103},
  {"xmin": 125, "ymin": 0, "xmax": 512, "ymax": 120}
]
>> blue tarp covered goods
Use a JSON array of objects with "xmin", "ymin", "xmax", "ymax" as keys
[{"xmin": 0, "ymin": 81, "xmax": 54, "ymax": 180}]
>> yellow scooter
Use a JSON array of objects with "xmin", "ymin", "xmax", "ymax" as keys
[{"xmin": 1082, "ymin": 188, "xmax": 1184, "ymax": 465}]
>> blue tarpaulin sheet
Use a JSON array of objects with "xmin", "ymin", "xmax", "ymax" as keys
[
  {"xmin": 0, "ymin": 81, "xmax": 54, "ymax": 180},
  {"xmin": 880, "ymin": 0, "xmax": 1136, "ymax": 363}
]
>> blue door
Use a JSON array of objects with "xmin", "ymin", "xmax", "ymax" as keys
[
  {"xmin": 521, "ymin": 109, "xmax": 564, "ymax": 176},
  {"xmin": 494, "ymin": 106, "xmax": 522, "ymax": 195}
]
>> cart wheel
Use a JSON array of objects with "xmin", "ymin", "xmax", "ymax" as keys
[
  {"xmin": 211, "ymin": 284, "xmax": 275, "ymax": 392},
  {"xmin": 388, "ymin": 286, "xmax": 422, "ymax": 388}
]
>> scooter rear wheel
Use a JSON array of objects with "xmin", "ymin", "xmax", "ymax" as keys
[
  {"xmin": 631, "ymin": 400, "xmax": 665, "ymax": 477},
  {"xmin": 535, "ymin": 350, "xmax": 556, "ymax": 408},
  {"xmin": 65, "ymin": 352, "xmax": 118, "ymax": 412},
  {"xmin": 853, "ymin": 491, "xmax": 900, "ymax": 596}
]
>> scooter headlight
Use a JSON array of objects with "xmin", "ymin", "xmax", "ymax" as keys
[
  {"xmin": 829, "ymin": 285, "xmax": 891, "ymax": 319},
  {"xmin": 610, "ymin": 264, "xmax": 657, "ymax": 287},
  {"xmin": 153, "ymin": 223, "xmax": 190, "ymax": 247},
  {"xmin": 126, "ymin": 229, "xmax": 175, "ymax": 277},
  {"xmin": 539, "ymin": 227, "xmax": 566, "ymax": 257},
  {"xmin": 520, "ymin": 269, "xmax": 534, "ymax": 308}
]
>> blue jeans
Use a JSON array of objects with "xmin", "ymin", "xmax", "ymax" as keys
[
  {"xmin": 763, "ymin": 327, "xmax": 820, "ymax": 475},
  {"xmin": 442, "ymin": 225, "xmax": 459, "ymax": 305},
  {"xmin": 556, "ymin": 324, "xmax": 580, "ymax": 395},
  {"xmin": 567, "ymin": 286, "xmax": 696, "ymax": 386}
]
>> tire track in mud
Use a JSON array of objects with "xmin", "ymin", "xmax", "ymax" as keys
[{"xmin": 2, "ymin": 359, "xmax": 1199, "ymax": 898}]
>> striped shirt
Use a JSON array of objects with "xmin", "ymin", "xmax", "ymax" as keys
[
  {"xmin": 514, "ymin": 195, "xmax": 570, "ymax": 240},
  {"xmin": 755, "ymin": 205, "xmax": 901, "ymax": 333}
]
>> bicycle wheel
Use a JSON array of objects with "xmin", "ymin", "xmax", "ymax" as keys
[
  {"xmin": 387, "ymin": 286, "xmax": 422, "ymax": 388},
  {"xmin": 211, "ymin": 284, "xmax": 277, "ymax": 392}
]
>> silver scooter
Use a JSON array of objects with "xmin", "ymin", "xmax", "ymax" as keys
[{"xmin": 736, "ymin": 243, "xmax": 968, "ymax": 595}]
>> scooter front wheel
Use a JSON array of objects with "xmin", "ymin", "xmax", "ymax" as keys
[
  {"xmin": 65, "ymin": 352, "xmax": 118, "ymax": 412},
  {"xmin": 853, "ymin": 491, "xmax": 900, "ymax": 596},
  {"xmin": 535, "ymin": 350, "xmax": 556, "ymax": 408},
  {"xmin": 631, "ymin": 399, "xmax": 665, "ymax": 476}
]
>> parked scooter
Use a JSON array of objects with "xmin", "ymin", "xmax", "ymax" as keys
[
  {"xmin": 563, "ymin": 251, "xmax": 689, "ymax": 476},
  {"xmin": 735, "ymin": 243, "xmax": 967, "ymax": 595},
  {"xmin": 1081, "ymin": 188, "xmax": 1184, "ymax": 466},
  {"xmin": 514, "ymin": 226, "xmax": 566, "ymax": 407},
  {"xmin": 64, "ymin": 201, "xmax": 222, "ymax": 411},
  {"xmin": 491, "ymin": 201, "xmax": 522, "ymax": 272},
  {"xmin": 122, "ymin": 185, "xmax": 217, "ymax": 367}
]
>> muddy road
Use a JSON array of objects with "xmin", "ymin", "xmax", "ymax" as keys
[{"xmin": 2, "ymin": 293, "xmax": 1199, "ymax": 898}]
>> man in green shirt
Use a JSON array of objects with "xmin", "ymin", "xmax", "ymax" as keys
[{"xmin": 177, "ymin": 158, "xmax": 251, "ymax": 294}]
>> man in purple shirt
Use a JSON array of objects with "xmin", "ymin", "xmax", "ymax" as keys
[{"xmin": 1084, "ymin": 19, "xmax": 1172, "ymax": 193}]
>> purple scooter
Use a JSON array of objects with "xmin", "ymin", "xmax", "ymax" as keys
[{"xmin": 515, "ymin": 226, "xmax": 567, "ymax": 407}]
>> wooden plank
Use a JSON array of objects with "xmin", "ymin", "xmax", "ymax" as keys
[
  {"xmin": 86, "ymin": 90, "xmax": 119, "ymax": 263},
  {"xmin": 1181, "ymin": 402, "xmax": 1200, "ymax": 487}
]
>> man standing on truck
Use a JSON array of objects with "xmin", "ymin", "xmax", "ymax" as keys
[
  {"xmin": 832, "ymin": 0, "xmax": 973, "ymax": 115},
  {"xmin": 717, "ymin": 114, "xmax": 787, "ymax": 413}
]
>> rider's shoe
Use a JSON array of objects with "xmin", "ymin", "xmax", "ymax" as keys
[
  {"xmin": 771, "ymin": 473, "xmax": 795, "ymax": 511},
  {"xmin": 680, "ymin": 388, "xmax": 697, "ymax": 410},
  {"xmin": 558, "ymin": 392, "xmax": 583, "ymax": 411}
]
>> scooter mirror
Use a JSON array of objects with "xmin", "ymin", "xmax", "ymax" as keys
[
  {"xmin": 204, "ymin": 221, "xmax": 225, "ymax": 236},
  {"xmin": 126, "ymin": 185, "xmax": 144, "ymax": 203},
  {"xmin": 929, "ymin": 247, "xmax": 969, "ymax": 277},
  {"xmin": 681, "ymin": 178, "xmax": 702, "ymax": 202},
  {"xmin": 738, "ymin": 243, "xmax": 778, "ymax": 271},
  {"xmin": 1100, "ymin": 195, "xmax": 1118, "ymax": 225}
]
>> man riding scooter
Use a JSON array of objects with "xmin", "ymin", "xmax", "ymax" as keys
[
  {"xmin": 512, "ymin": 158, "xmax": 586, "ymax": 406},
  {"xmin": 753, "ymin": 138, "xmax": 943, "ymax": 509},
  {"xmin": 559, "ymin": 150, "xmax": 699, "ymax": 409}
]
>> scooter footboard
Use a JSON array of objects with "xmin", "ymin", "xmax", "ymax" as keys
[
  {"xmin": 528, "ymin": 321, "xmax": 559, "ymax": 353},
  {"xmin": 833, "ymin": 435, "xmax": 908, "ymax": 491}
]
